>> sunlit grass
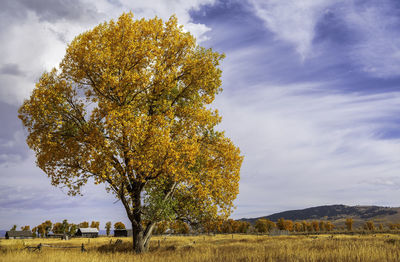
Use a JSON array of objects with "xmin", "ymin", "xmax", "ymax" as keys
[{"xmin": 2, "ymin": 234, "xmax": 400, "ymax": 261}]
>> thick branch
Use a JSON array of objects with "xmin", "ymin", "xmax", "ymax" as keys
[
  {"xmin": 163, "ymin": 182, "xmax": 178, "ymax": 201},
  {"xmin": 118, "ymin": 186, "xmax": 135, "ymax": 223},
  {"xmin": 143, "ymin": 221, "xmax": 156, "ymax": 247}
]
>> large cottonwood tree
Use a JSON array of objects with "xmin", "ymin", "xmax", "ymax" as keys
[{"xmin": 19, "ymin": 13, "xmax": 243, "ymax": 253}]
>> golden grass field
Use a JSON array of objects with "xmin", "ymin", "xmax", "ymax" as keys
[{"xmin": 2, "ymin": 234, "xmax": 400, "ymax": 262}]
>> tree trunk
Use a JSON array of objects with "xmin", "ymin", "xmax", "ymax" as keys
[
  {"xmin": 131, "ymin": 220, "xmax": 155, "ymax": 253},
  {"xmin": 124, "ymin": 182, "xmax": 156, "ymax": 253},
  {"xmin": 132, "ymin": 222, "xmax": 146, "ymax": 253}
]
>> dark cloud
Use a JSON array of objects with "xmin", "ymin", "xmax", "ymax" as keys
[
  {"xmin": 47, "ymin": 27, "xmax": 68, "ymax": 43},
  {"xmin": 0, "ymin": 64, "xmax": 26, "ymax": 77},
  {"xmin": 106, "ymin": 0, "xmax": 123, "ymax": 8},
  {"xmin": 20, "ymin": 0, "xmax": 100, "ymax": 22},
  {"xmin": 0, "ymin": 0, "xmax": 100, "ymax": 23},
  {"xmin": 0, "ymin": 102, "xmax": 29, "ymax": 163}
]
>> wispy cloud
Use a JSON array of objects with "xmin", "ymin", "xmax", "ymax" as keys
[
  {"xmin": 215, "ymin": 81, "xmax": 400, "ymax": 217},
  {"xmin": 249, "ymin": 0, "xmax": 400, "ymax": 78},
  {"xmin": 249, "ymin": 0, "xmax": 338, "ymax": 59},
  {"xmin": 344, "ymin": 1, "xmax": 400, "ymax": 78},
  {"xmin": 187, "ymin": 1, "xmax": 400, "ymax": 217}
]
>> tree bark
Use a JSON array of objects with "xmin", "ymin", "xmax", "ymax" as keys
[
  {"xmin": 132, "ymin": 221, "xmax": 146, "ymax": 253},
  {"xmin": 128, "ymin": 181, "xmax": 155, "ymax": 253},
  {"xmin": 124, "ymin": 180, "xmax": 169, "ymax": 253},
  {"xmin": 131, "ymin": 220, "xmax": 155, "ymax": 253}
]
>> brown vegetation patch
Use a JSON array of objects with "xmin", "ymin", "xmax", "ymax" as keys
[
  {"xmin": 385, "ymin": 239, "xmax": 400, "ymax": 245},
  {"xmin": 180, "ymin": 244, "xmax": 195, "ymax": 251},
  {"xmin": 97, "ymin": 242, "xmax": 133, "ymax": 253},
  {"xmin": 164, "ymin": 245, "xmax": 177, "ymax": 251}
]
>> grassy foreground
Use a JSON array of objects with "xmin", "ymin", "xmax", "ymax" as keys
[{"xmin": 1, "ymin": 234, "xmax": 400, "ymax": 262}]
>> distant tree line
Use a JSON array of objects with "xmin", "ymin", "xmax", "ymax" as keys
[
  {"xmin": 252, "ymin": 218, "xmax": 335, "ymax": 233},
  {"xmin": 10, "ymin": 220, "xmax": 100, "ymax": 237},
  {"xmin": 9, "ymin": 217, "xmax": 400, "ymax": 237}
]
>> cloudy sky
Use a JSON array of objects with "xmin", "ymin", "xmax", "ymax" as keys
[{"xmin": 2, "ymin": 0, "xmax": 400, "ymax": 230}]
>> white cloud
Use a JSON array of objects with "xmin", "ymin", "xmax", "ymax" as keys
[
  {"xmin": 249, "ymin": 0, "xmax": 338, "ymax": 59},
  {"xmin": 213, "ymin": 83, "xmax": 400, "ymax": 218},
  {"xmin": 0, "ymin": 12, "xmax": 88, "ymax": 105},
  {"xmin": 344, "ymin": 3, "xmax": 400, "ymax": 78},
  {"xmin": 0, "ymin": 0, "xmax": 215, "ymax": 106},
  {"xmin": 112, "ymin": 0, "xmax": 215, "ymax": 42},
  {"xmin": 249, "ymin": 0, "xmax": 400, "ymax": 77},
  {"xmin": 184, "ymin": 22, "xmax": 212, "ymax": 42}
]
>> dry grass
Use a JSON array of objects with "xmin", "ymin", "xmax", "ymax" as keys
[{"xmin": 1, "ymin": 234, "xmax": 400, "ymax": 262}]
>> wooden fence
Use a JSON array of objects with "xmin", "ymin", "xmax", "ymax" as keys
[{"xmin": 24, "ymin": 243, "xmax": 87, "ymax": 252}]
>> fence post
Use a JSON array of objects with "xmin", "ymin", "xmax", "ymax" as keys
[{"xmin": 81, "ymin": 243, "xmax": 86, "ymax": 252}]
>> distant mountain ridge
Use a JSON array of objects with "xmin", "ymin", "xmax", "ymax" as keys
[{"xmin": 241, "ymin": 205, "xmax": 400, "ymax": 224}]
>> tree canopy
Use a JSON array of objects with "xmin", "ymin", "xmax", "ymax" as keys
[{"xmin": 19, "ymin": 13, "xmax": 243, "ymax": 253}]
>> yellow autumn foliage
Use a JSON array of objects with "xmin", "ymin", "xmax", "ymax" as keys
[{"xmin": 18, "ymin": 13, "xmax": 243, "ymax": 253}]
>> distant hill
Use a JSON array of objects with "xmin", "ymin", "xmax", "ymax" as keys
[{"xmin": 241, "ymin": 205, "xmax": 400, "ymax": 227}]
